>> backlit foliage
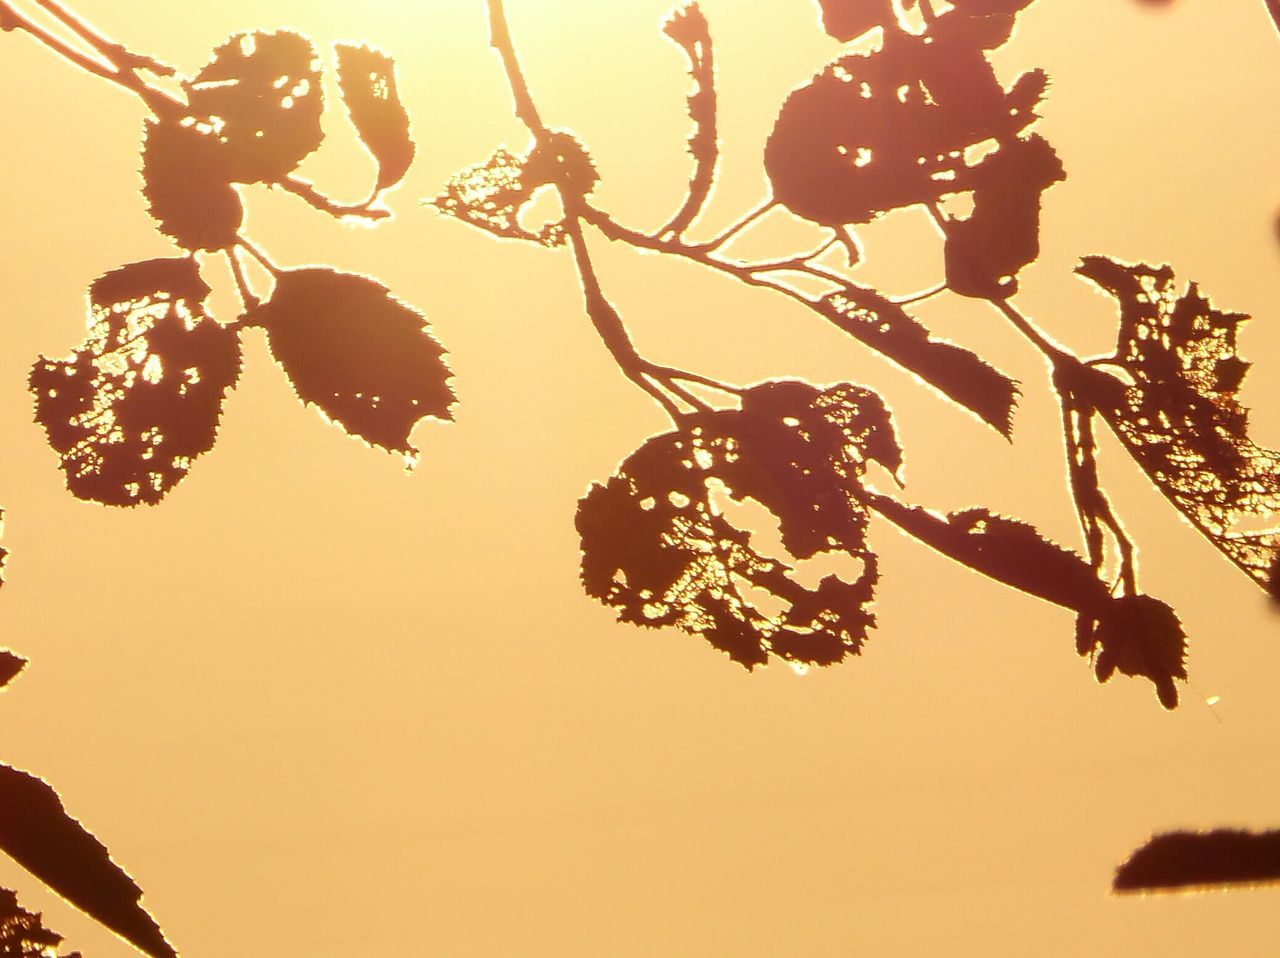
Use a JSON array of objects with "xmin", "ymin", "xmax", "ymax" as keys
[{"xmin": 18, "ymin": 16, "xmax": 452, "ymax": 507}]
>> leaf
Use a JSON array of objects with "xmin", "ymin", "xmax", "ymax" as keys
[
  {"xmin": 814, "ymin": 0, "xmax": 897, "ymax": 41},
  {"xmin": 0, "ymin": 765, "xmax": 175, "ymax": 958},
  {"xmin": 335, "ymin": 43, "xmax": 415, "ymax": 195},
  {"xmin": 1115, "ymin": 829, "xmax": 1280, "ymax": 893},
  {"xmin": 432, "ymin": 146, "xmax": 567, "ymax": 247},
  {"xmin": 0, "ymin": 651, "xmax": 25, "ymax": 691},
  {"xmin": 861, "ymin": 496, "xmax": 1186, "ymax": 705},
  {"xmin": 943, "ymin": 134, "xmax": 1065, "ymax": 298},
  {"xmin": 1080, "ymin": 594, "xmax": 1187, "ymax": 710},
  {"xmin": 433, "ymin": 134, "xmax": 596, "ymax": 247},
  {"xmin": 0, "ymin": 887, "xmax": 81, "ymax": 958},
  {"xmin": 140, "ymin": 119, "xmax": 243, "ymax": 252},
  {"xmin": 578, "ymin": 381, "xmax": 892, "ymax": 668},
  {"xmin": 659, "ymin": 3, "xmax": 718, "ymax": 237},
  {"xmin": 766, "ymin": 16, "xmax": 1046, "ymax": 225},
  {"xmin": 249, "ymin": 269, "xmax": 454, "ymax": 456},
  {"xmin": 1080, "ymin": 257, "xmax": 1280, "ymax": 592},
  {"xmin": 813, "ymin": 284, "xmax": 1019, "ymax": 436},
  {"xmin": 31, "ymin": 259, "xmax": 242, "ymax": 507},
  {"xmin": 183, "ymin": 31, "xmax": 324, "ymax": 184}
]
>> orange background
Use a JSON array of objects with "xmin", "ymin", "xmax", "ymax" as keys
[{"xmin": 2, "ymin": 1, "xmax": 1280, "ymax": 954}]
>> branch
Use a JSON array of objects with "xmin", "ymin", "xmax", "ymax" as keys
[
  {"xmin": 33, "ymin": 0, "xmax": 174, "ymax": 75},
  {"xmin": 274, "ymin": 177, "xmax": 391, "ymax": 221},
  {"xmin": 487, "ymin": 0, "xmax": 549, "ymax": 139},
  {"xmin": 0, "ymin": 0, "xmax": 180, "ymax": 116},
  {"xmin": 487, "ymin": 0, "xmax": 735, "ymax": 422}
]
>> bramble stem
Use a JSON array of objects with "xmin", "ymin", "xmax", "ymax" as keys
[{"xmin": 488, "ymin": 0, "xmax": 737, "ymax": 423}]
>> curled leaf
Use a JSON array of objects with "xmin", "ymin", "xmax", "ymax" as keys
[
  {"xmin": 0, "ymin": 765, "xmax": 175, "ymax": 958},
  {"xmin": 578, "ymin": 381, "xmax": 893, "ymax": 668},
  {"xmin": 1079, "ymin": 594, "xmax": 1187, "ymax": 710},
  {"xmin": 1115, "ymin": 829, "xmax": 1280, "ymax": 893},
  {"xmin": 184, "ymin": 30, "xmax": 324, "ymax": 184},
  {"xmin": 766, "ymin": 10, "xmax": 1046, "ymax": 225},
  {"xmin": 249, "ymin": 269, "xmax": 454, "ymax": 456},
  {"xmin": 1081, "ymin": 257, "xmax": 1280, "ymax": 591},
  {"xmin": 943, "ymin": 134, "xmax": 1065, "ymax": 299},
  {"xmin": 433, "ymin": 146, "xmax": 566, "ymax": 247},
  {"xmin": 141, "ymin": 119, "xmax": 243, "ymax": 252},
  {"xmin": 659, "ymin": 3, "xmax": 717, "ymax": 236},
  {"xmin": 335, "ymin": 43, "xmax": 415, "ymax": 195},
  {"xmin": 814, "ymin": 285, "xmax": 1019, "ymax": 436},
  {"xmin": 31, "ymin": 259, "xmax": 242, "ymax": 506},
  {"xmin": 860, "ymin": 496, "xmax": 1186, "ymax": 705},
  {"xmin": 0, "ymin": 888, "xmax": 80, "ymax": 958}
]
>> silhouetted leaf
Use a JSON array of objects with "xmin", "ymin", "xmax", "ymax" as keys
[
  {"xmin": 0, "ymin": 888, "xmax": 80, "ymax": 958},
  {"xmin": 659, "ymin": 3, "xmax": 717, "ymax": 236},
  {"xmin": 434, "ymin": 134, "xmax": 596, "ymax": 246},
  {"xmin": 249, "ymin": 269, "xmax": 453, "ymax": 456},
  {"xmin": 0, "ymin": 765, "xmax": 174, "ymax": 958},
  {"xmin": 1081, "ymin": 257, "xmax": 1280, "ymax": 591},
  {"xmin": 141, "ymin": 119, "xmax": 242, "ymax": 252},
  {"xmin": 813, "ymin": 284, "xmax": 1019, "ymax": 435},
  {"xmin": 861, "ymin": 494, "xmax": 1186, "ymax": 705},
  {"xmin": 578, "ymin": 381, "xmax": 893, "ymax": 668},
  {"xmin": 944, "ymin": 134, "xmax": 1065, "ymax": 298},
  {"xmin": 1080, "ymin": 594, "xmax": 1186, "ymax": 710},
  {"xmin": 184, "ymin": 31, "xmax": 324, "ymax": 184},
  {"xmin": 31, "ymin": 259, "xmax": 242, "ymax": 507},
  {"xmin": 814, "ymin": 0, "xmax": 897, "ymax": 41},
  {"xmin": 433, "ymin": 146, "xmax": 567, "ymax": 247},
  {"xmin": 1115, "ymin": 829, "xmax": 1280, "ymax": 893},
  {"xmin": 0, "ymin": 652, "xmax": 25, "ymax": 691},
  {"xmin": 335, "ymin": 43, "xmax": 415, "ymax": 195},
  {"xmin": 766, "ymin": 9, "xmax": 1045, "ymax": 225}
]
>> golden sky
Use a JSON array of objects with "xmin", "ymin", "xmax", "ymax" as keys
[{"xmin": 2, "ymin": 0, "xmax": 1280, "ymax": 955}]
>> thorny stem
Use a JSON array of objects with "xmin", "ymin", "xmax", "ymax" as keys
[
  {"xmin": 0, "ymin": 0, "xmax": 179, "ymax": 116},
  {"xmin": 488, "ymin": 0, "xmax": 738, "ymax": 423}
]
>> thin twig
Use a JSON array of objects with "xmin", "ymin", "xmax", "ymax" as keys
[
  {"xmin": 891, "ymin": 283, "xmax": 948, "ymax": 307},
  {"xmin": 33, "ymin": 0, "xmax": 173, "ymax": 75},
  {"xmin": 226, "ymin": 248, "xmax": 259, "ymax": 312},
  {"xmin": 235, "ymin": 237, "xmax": 280, "ymax": 277},
  {"xmin": 0, "ymin": 0, "xmax": 180, "ymax": 116},
  {"xmin": 699, "ymin": 197, "xmax": 777, "ymax": 251},
  {"xmin": 274, "ymin": 177, "xmax": 391, "ymax": 221},
  {"xmin": 488, "ymin": 0, "xmax": 731, "ymax": 425}
]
